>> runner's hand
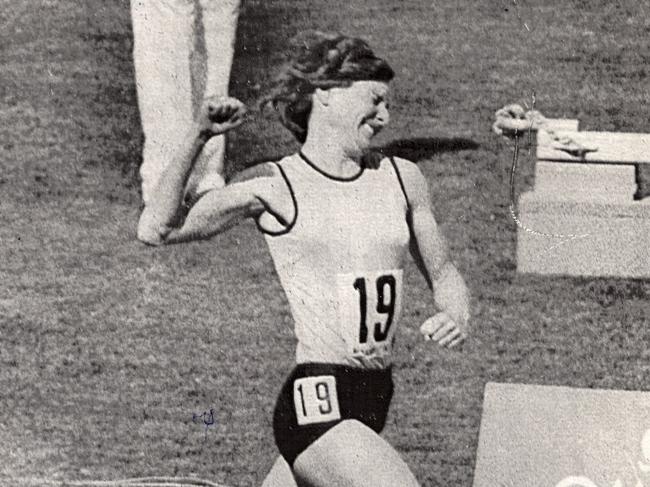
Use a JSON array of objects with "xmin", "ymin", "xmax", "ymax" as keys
[
  {"xmin": 420, "ymin": 312, "xmax": 467, "ymax": 349},
  {"xmin": 197, "ymin": 96, "xmax": 247, "ymax": 137}
]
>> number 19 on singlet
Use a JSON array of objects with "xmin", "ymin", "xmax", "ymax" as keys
[
  {"xmin": 337, "ymin": 269, "xmax": 403, "ymax": 353},
  {"xmin": 353, "ymin": 274, "xmax": 396, "ymax": 343}
]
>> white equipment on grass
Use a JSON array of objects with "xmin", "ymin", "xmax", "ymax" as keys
[
  {"xmin": 473, "ymin": 382, "xmax": 650, "ymax": 487},
  {"xmin": 494, "ymin": 104, "xmax": 650, "ymax": 278}
]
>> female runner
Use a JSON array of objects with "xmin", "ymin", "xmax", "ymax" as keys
[{"xmin": 138, "ymin": 31, "xmax": 470, "ymax": 487}]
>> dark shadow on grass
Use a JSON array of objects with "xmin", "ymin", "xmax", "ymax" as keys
[
  {"xmin": 375, "ymin": 137, "xmax": 479, "ymax": 162},
  {"xmin": 230, "ymin": 136, "xmax": 480, "ymax": 175}
]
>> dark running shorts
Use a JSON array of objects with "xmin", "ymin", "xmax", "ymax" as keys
[{"xmin": 273, "ymin": 362, "xmax": 393, "ymax": 465}]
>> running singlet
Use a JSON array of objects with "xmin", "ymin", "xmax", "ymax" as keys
[{"xmin": 258, "ymin": 153, "xmax": 411, "ymax": 369}]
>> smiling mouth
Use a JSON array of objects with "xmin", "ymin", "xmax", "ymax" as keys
[{"xmin": 362, "ymin": 122, "xmax": 382, "ymax": 137}]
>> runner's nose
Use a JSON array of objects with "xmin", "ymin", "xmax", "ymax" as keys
[{"xmin": 375, "ymin": 102, "xmax": 390, "ymax": 127}]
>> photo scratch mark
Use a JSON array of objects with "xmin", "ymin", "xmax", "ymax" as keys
[{"xmin": 512, "ymin": 0, "xmax": 531, "ymax": 31}]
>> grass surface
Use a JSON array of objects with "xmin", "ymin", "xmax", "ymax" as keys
[{"xmin": 1, "ymin": 1, "xmax": 649, "ymax": 486}]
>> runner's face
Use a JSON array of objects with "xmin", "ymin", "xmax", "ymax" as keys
[{"xmin": 326, "ymin": 81, "xmax": 390, "ymax": 155}]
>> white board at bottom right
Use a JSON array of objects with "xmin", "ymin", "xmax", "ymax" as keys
[{"xmin": 473, "ymin": 382, "xmax": 650, "ymax": 487}]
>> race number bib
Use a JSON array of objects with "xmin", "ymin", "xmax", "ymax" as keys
[
  {"xmin": 293, "ymin": 375, "xmax": 341, "ymax": 426},
  {"xmin": 336, "ymin": 269, "xmax": 403, "ymax": 357}
]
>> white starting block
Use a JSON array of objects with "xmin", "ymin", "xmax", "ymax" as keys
[
  {"xmin": 516, "ymin": 120, "xmax": 650, "ymax": 278},
  {"xmin": 473, "ymin": 382, "xmax": 650, "ymax": 487}
]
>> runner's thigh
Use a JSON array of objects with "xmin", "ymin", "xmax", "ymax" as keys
[
  {"xmin": 261, "ymin": 456, "xmax": 297, "ymax": 487},
  {"xmin": 293, "ymin": 419, "xmax": 419, "ymax": 487}
]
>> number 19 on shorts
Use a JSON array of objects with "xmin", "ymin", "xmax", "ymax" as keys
[{"xmin": 293, "ymin": 375, "xmax": 341, "ymax": 426}]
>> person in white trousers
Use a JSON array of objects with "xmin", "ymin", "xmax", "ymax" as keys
[
  {"xmin": 132, "ymin": 3, "xmax": 300, "ymax": 484},
  {"xmin": 131, "ymin": 0, "xmax": 240, "ymax": 204}
]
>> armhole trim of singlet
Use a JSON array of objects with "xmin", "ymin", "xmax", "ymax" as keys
[
  {"xmin": 389, "ymin": 156, "xmax": 412, "ymax": 215},
  {"xmin": 255, "ymin": 162, "xmax": 299, "ymax": 237}
]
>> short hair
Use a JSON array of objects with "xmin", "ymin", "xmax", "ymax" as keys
[{"xmin": 262, "ymin": 31, "xmax": 395, "ymax": 143}]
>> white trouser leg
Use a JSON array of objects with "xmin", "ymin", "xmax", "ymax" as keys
[
  {"xmin": 202, "ymin": 0, "xmax": 240, "ymax": 95},
  {"xmin": 131, "ymin": 0, "xmax": 196, "ymax": 204},
  {"xmin": 186, "ymin": 0, "xmax": 240, "ymax": 196}
]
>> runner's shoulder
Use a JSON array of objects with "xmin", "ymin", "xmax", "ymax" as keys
[
  {"xmin": 228, "ymin": 154, "xmax": 301, "ymax": 184},
  {"xmin": 389, "ymin": 156, "xmax": 422, "ymax": 179},
  {"xmin": 228, "ymin": 161, "xmax": 281, "ymax": 184}
]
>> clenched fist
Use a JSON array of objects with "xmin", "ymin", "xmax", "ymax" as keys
[
  {"xmin": 419, "ymin": 312, "xmax": 467, "ymax": 349},
  {"xmin": 197, "ymin": 96, "xmax": 247, "ymax": 138}
]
